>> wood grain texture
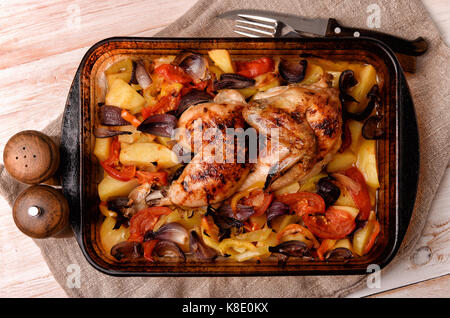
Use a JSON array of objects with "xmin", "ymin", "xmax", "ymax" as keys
[{"xmin": 0, "ymin": 0, "xmax": 449, "ymax": 298}]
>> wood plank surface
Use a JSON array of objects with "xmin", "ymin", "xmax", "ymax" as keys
[{"xmin": 0, "ymin": 0, "xmax": 449, "ymax": 298}]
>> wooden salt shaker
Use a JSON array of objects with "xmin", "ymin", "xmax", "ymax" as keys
[{"xmin": 4, "ymin": 130, "xmax": 69, "ymax": 238}]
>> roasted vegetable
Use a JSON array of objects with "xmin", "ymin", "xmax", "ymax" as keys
[
  {"xmin": 98, "ymin": 174, "xmax": 139, "ymax": 202},
  {"xmin": 208, "ymin": 49, "xmax": 235, "ymax": 73},
  {"xmin": 105, "ymin": 78, "xmax": 146, "ymax": 114},
  {"xmin": 119, "ymin": 142, "xmax": 179, "ymax": 169}
]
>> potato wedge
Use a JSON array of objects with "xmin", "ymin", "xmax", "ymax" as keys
[
  {"xmin": 105, "ymin": 78, "xmax": 146, "ymax": 114},
  {"xmin": 347, "ymin": 64, "xmax": 377, "ymax": 113},
  {"xmin": 271, "ymin": 215, "xmax": 301, "ymax": 233},
  {"xmin": 334, "ymin": 185, "xmax": 357, "ymax": 208},
  {"xmin": 208, "ymin": 49, "xmax": 235, "ymax": 73},
  {"xmin": 298, "ymin": 172, "xmax": 328, "ymax": 192},
  {"xmin": 93, "ymin": 137, "xmax": 112, "ymax": 162},
  {"xmin": 100, "ymin": 216, "xmax": 130, "ymax": 257},
  {"xmin": 105, "ymin": 58, "xmax": 134, "ymax": 88},
  {"xmin": 119, "ymin": 142, "xmax": 179, "ymax": 169},
  {"xmin": 98, "ymin": 174, "xmax": 139, "ymax": 202},
  {"xmin": 326, "ymin": 150, "xmax": 356, "ymax": 173},
  {"xmin": 300, "ymin": 63, "xmax": 324, "ymax": 85},
  {"xmin": 274, "ymin": 182, "xmax": 300, "ymax": 196},
  {"xmin": 353, "ymin": 210, "xmax": 378, "ymax": 256},
  {"xmin": 333, "ymin": 238, "xmax": 353, "ymax": 251},
  {"xmin": 356, "ymin": 139, "xmax": 379, "ymax": 189},
  {"xmin": 348, "ymin": 119, "xmax": 364, "ymax": 153},
  {"xmin": 332, "ymin": 205, "xmax": 359, "ymax": 220}
]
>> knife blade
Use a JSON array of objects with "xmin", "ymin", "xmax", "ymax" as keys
[{"xmin": 218, "ymin": 9, "xmax": 428, "ymax": 57}]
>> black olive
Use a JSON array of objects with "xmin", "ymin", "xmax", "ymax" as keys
[
  {"xmin": 268, "ymin": 240, "xmax": 311, "ymax": 258},
  {"xmin": 110, "ymin": 241, "xmax": 143, "ymax": 261},
  {"xmin": 339, "ymin": 70, "xmax": 359, "ymax": 103},
  {"xmin": 362, "ymin": 115, "xmax": 385, "ymax": 139},
  {"xmin": 278, "ymin": 59, "xmax": 308, "ymax": 83},
  {"xmin": 325, "ymin": 247, "xmax": 354, "ymax": 261},
  {"xmin": 213, "ymin": 73, "xmax": 255, "ymax": 90},
  {"xmin": 316, "ymin": 177, "xmax": 341, "ymax": 207},
  {"xmin": 346, "ymin": 85, "xmax": 381, "ymax": 122}
]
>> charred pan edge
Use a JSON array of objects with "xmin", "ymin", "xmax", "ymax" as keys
[{"xmin": 61, "ymin": 37, "xmax": 417, "ymax": 276}]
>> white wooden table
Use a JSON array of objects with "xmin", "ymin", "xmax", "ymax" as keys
[{"xmin": 0, "ymin": 0, "xmax": 448, "ymax": 298}]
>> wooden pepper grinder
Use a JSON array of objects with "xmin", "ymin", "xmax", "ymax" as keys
[{"xmin": 4, "ymin": 130, "xmax": 69, "ymax": 238}]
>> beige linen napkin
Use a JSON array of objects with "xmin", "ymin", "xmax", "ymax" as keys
[{"xmin": 1, "ymin": 0, "xmax": 449, "ymax": 298}]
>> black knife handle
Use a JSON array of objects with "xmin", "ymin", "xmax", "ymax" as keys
[{"xmin": 325, "ymin": 18, "xmax": 428, "ymax": 56}]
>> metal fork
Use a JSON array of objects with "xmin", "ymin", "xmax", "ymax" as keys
[
  {"xmin": 233, "ymin": 13, "xmax": 416, "ymax": 73},
  {"xmin": 234, "ymin": 14, "xmax": 298, "ymax": 38}
]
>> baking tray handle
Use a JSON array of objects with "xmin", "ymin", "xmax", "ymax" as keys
[
  {"xmin": 397, "ymin": 71, "xmax": 420, "ymax": 243},
  {"xmin": 60, "ymin": 68, "xmax": 82, "ymax": 244}
]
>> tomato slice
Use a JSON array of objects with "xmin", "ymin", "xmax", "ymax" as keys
[
  {"xmin": 201, "ymin": 216, "xmax": 219, "ymax": 241},
  {"xmin": 153, "ymin": 64, "xmax": 192, "ymax": 84},
  {"xmin": 102, "ymin": 137, "xmax": 120, "ymax": 166},
  {"xmin": 242, "ymin": 189, "xmax": 274, "ymax": 217},
  {"xmin": 302, "ymin": 206, "xmax": 356, "ymax": 239},
  {"xmin": 342, "ymin": 167, "xmax": 372, "ymax": 220},
  {"xmin": 277, "ymin": 192, "xmax": 326, "ymax": 217},
  {"xmin": 136, "ymin": 170, "xmax": 168, "ymax": 186},
  {"xmin": 101, "ymin": 162, "xmax": 136, "ymax": 181},
  {"xmin": 142, "ymin": 94, "xmax": 181, "ymax": 119},
  {"xmin": 143, "ymin": 240, "xmax": 158, "ymax": 262},
  {"xmin": 128, "ymin": 207, "xmax": 173, "ymax": 242},
  {"xmin": 236, "ymin": 57, "xmax": 275, "ymax": 78},
  {"xmin": 364, "ymin": 219, "xmax": 381, "ymax": 254},
  {"xmin": 100, "ymin": 137, "xmax": 136, "ymax": 181},
  {"xmin": 317, "ymin": 239, "xmax": 337, "ymax": 261}
]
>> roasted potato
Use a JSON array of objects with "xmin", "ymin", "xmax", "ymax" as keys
[
  {"xmin": 93, "ymin": 137, "xmax": 112, "ymax": 162},
  {"xmin": 119, "ymin": 142, "xmax": 179, "ymax": 169},
  {"xmin": 105, "ymin": 78, "xmax": 146, "ymax": 114},
  {"xmin": 100, "ymin": 216, "xmax": 130, "ymax": 257},
  {"xmin": 356, "ymin": 139, "xmax": 380, "ymax": 189},
  {"xmin": 208, "ymin": 49, "xmax": 235, "ymax": 73},
  {"xmin": 98, "ymin": 174, "xmax": 139, "ymax": 202},
  {"xmin": 301, "ymin": 63, "xmax": 324, "ymax": 85},
  {"xmin": 326, "ymin": 150, "xmax": 356, "ymax": 173},
  {"xmin": 105, "ymin": 58, "xmax": 134, "ymax": 88}
]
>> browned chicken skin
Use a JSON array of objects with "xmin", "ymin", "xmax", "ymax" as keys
[
  {"xmin": 241, "ymin": 80, "xmax": 342, "ymax": 191},
  {"xmin": 168, "ymin": 99, "xmax": 251, "ymax": 207}
]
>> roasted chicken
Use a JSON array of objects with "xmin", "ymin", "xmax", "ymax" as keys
[
  {"xmin": 241, "ymin": 78, "xmax": 342, "ymax": 191},
  {"xmin": 168, "ymin": 93, "xmax": 251, "ymax": 207}
]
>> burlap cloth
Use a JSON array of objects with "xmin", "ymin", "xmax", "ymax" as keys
[{"xmin": 1, "ymin": 0, "xmax": 449, "ymax": 298}]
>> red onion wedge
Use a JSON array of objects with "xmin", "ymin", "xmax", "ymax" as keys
[
  {"xmin": 94, "ymin": 127, "xmax": 132, "ymax": 138},
  {"xmin": 134, "ymin": 60, "xmax": 153, "ymax": 89},
  {"xmin": 110, "ymin": 241, "xmax": 143, "ymax": 261},
  {"xmin": 176, "ymin": 89, "xmax": 212, "ymax": 117},
  {"xmin": 213, "ymin": 73, "xmax": 255, "ymax": 90},
  {"xmin": 100, "ymin": 105, "xmax": 129, "ymax": 126},
  {"xmin": 189, "ymin": 230, "xmax": 217, "ymax": 261},
  {"xmin": 144, "ymin": 222, "xmax": 188, "ymax": 246},
  {"xmin": 137, "ymin": 113, "xmax": 177, "ymax": 138},
  {"xmin": 152, "ymin": 240, "xmax": 186, "ymax": 262},
  {"xmin": 278, "ymin": 58, "xmax": 308, "ymax": 83}
]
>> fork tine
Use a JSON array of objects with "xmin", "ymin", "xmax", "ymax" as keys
[
  {"xmin": 236, "ymin": 19, "xmax": 274, "ymax": 30},
  {"xmin": 235, "ymin": 24, "xmax": 275, "ymax": 37},
  {"xmin": 234, "ymin": 30, "xmax": 261, "ymax": 38},
  {"xmin": 238, "ymin": 14, "xmax": 277, "ymax": 25}
]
